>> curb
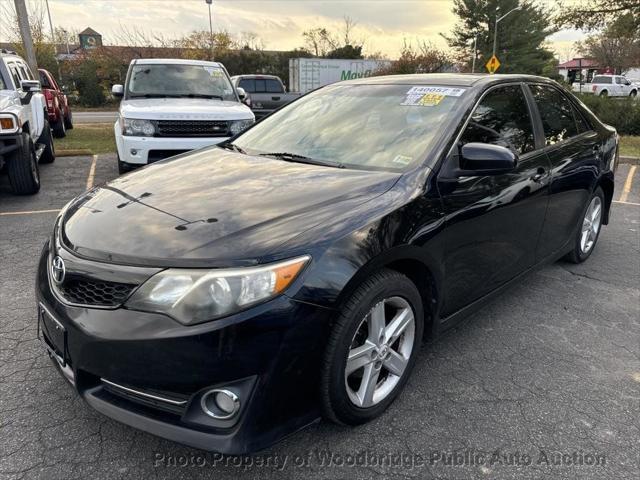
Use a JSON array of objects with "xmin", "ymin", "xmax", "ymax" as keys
[
  {"xmin": 56, "ymin": 149, "xmax": 92, "ymax": 157},
  {"xmin": 620, "ymin": 156, "xmax": 639, "ymax": 165}
]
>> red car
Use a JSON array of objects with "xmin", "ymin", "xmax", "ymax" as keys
[{"xmin": 38, "ymin": 68, "xmax": 73, "ymax": 137}]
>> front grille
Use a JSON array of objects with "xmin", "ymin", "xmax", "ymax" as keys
[
  {"xmin": 155, "ymin": 120, "xmax": 229, "ymax": 137},
  {"xmin": 58, "ymin": 277, "xmax": 136, "ymax": 307}
]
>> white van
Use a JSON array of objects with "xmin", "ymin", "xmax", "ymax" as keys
[{"xmin": 112, "ymin": 59, "xmax": 254, "ymax": 173}]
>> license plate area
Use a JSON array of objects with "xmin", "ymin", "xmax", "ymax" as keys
[{"xmin": 38, "ymin": 303, "xmax": 67, "ymax": 367}]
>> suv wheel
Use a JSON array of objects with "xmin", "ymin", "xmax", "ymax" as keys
[
  {"xmin": 39, "ymin": 120, "xmax": 56, "ymax": 164},
  {"xmin": 321, "ymin": 269, "xmax": 424, "ymax": 425},
  {"xmin": 53, "ymin": 111, "xmax": 66, "ymax": 138},
  {"xmin": 7, "ymin": 133, "xmax": 40, "ymax": 195}
]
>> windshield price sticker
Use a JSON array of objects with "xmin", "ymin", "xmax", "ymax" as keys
[
  {"xmin": 402, "ymin": 93, "xmax": 445, "ymax": 107},
  {"xmin": 204, "ymin": 67, "xmax": 224, "ymax": 77},
  {"xmin": 407, "ymin": 86, "xmax": 466, "ymax": 97}
]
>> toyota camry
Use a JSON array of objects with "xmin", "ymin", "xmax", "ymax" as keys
[{"xmin": 36, "ymin": 74, "xmax": 618, "ymax": 454}]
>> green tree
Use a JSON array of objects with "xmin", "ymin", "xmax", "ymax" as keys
[
  {"xmin": 444, "ymin": 0, "xmax": 556, "ymax": 74},
  {"xmin": 555, "ymin": 0, "xmax": 640, "ymax": 30}
]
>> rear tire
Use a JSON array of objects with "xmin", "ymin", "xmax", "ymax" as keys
[
  {"xmin": 64, "ymin": 110, "xmax": 73, "ymax": 130},
  {"xmin": 630, "ymin": 90, "xmax": 638, "ymax": 98},
  {"xmin": 52, "ymin": 112, "xmax": 66, "ymax": 138},
  {"xmin": 564, "ymin": 187, "xmax": 605, "ymax": 264},
  {"xmin": 38, "ymin": 120, "xmax": 56, "ymax": 164},
  {"xmin": 599, "ymin": 90, "xmax": 608, "ymax": 97},
  {"xmin": 7, "ymin": 133, "xmax": 40, "ymax": 195},
  {"xmin": 321, "ymin": 269, "xmax": 424, "ymax": 425}
]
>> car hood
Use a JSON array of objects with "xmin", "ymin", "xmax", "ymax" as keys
[
  {"xmin": 0, "ymin": 90, "xmax": 19, "ymax": 110},
  {"xmin": 119, "ymin": 98, "xmax": 254, "ymax": 121},
  {"xmin": 61, "ymin": 148, "xmax": 400, "ymax": 267}
]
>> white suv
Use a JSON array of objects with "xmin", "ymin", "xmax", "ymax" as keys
[
  {"xmin": 0, "ymin": 50, "xmax": 55, "ymax": 194},
  {"xmin": 112, "ymin": 59, "xmax": 254, "ymax": 173}
]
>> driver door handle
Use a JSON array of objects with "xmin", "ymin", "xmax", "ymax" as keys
[{"xmin": 531, "ymin": 167, "xmax": 548, "ymax": 183}]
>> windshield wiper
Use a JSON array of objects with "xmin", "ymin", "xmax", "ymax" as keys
[
  {"xmin": 258, "ymin": 152, "xmax": 344, "ymax": 169},
  {"xmin": 178, "ymin": 93, "xmax": 224, "ymax": 100},
  {"xmin": 219, "ymin": 142, "xmax": 246, "ymax": 154}
]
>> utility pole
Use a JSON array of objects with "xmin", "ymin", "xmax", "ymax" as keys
[
  {"xmin": 205, "ymin": 0, "xmax": 214, "ymax": 61},
  {"xmin": 471, "ymin": 34, "xmax": 477, "ymax": 73},
  {"xmin": 492, "ymin": 6, "xmax": 521, "ymax": 60},
  {"xmin": 14, "ymin": 0, "xmax": 38, "ymax": 73},
  {"xmin": 45, "ymin": 0, "xmax": 63, "ymax": 81}
]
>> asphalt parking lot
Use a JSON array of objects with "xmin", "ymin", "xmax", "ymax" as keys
[{"xmin": 0, "ymin": 155, "xmax": 638, "ymax": 480}]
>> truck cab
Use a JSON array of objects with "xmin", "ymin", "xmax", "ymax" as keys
[
  {"xmin": 573, "ymin": 74, "xmax": 638, "ymax": 97},
  {"xmin": 0, "ymin": 50, "xmax": 55, "ymax": 195},
  {"xmin": 230, "ymin": 75, "xmax": 301, "ymax": 119},
  {"xmin": 112, "ymin": 59, "xmax": 255, "ymax": 174}
]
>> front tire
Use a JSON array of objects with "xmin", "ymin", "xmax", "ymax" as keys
[
  {"xmin": 7, "ymin": 133, "xmax": 40, "ymax": 195},
  {"xmin": 321, "ymin": 269, "xmax": 424, "ymax": 425},
  {"xmin": 630, "ymin": 90, "xmax": 638, "ymax": 98},
  {"xmin": 38, "ymin": 120, "xmax": 56, "ymax": 164},
  {"xmin": 564, "ymin": 187, "xmax": 605, "ymax": 263},
  {"xmin": 599, "ymin": 90, "xmax": 608, "ymax": 97}
]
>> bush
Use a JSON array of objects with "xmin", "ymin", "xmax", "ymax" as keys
[{"xmin": 576, "ymin": 94, "xmax": 640, "ymax": 136}]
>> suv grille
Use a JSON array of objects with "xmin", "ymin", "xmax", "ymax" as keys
[
  {"xmin": 57, "ymin": 278, "xmax": 136, "ymax": 307},
  {"xmin": 155, "ymin": 120, "xmax": 229, "ymax": 137}
]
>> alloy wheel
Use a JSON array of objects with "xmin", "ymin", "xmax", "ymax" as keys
[
  {"xmin": 580, "ymin": 196, "xmax": 602, "ymax": 254},
  {"xmin": 345, "ymin": 296, "xmax": 415, "ymax": 408}
]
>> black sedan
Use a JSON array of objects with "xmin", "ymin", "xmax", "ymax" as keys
[{"xmin": 36, "ymin": 74, "xmax": 617, "ymax": 453}]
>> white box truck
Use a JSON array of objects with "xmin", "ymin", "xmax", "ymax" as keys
[{"xmin": 289, "ymin": 58, "xmax": 390, "ymax": 94}]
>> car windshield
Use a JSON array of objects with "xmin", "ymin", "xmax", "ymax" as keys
[
  {"xmin": 233, "ymin": 84, "xmax": 466, "ymax": 171},
  {"xmin": 126, "ymin": 64, "xmax": 236, "ymax": 101}
]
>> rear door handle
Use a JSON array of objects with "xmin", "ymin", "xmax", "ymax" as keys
[{"xmin": 531, "ymin": 167, "xmax": 548, "ymax": 183}]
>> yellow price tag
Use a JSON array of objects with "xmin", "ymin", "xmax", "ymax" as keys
[{"xmin": 417, "ymin": 93, "xmax": 444, "ymax": 106}]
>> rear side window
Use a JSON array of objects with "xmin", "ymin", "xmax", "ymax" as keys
[
  {"xmin": 238, "ymin": 78, "xmax": 255, "ymax": 93},
  {"xmin": 529, "ymin": 85, "xmax": 579, "ymax": 145},
  {"xmin": 460, "ymin": 84, "xmax": 535, "ymax": 155},
  {"xmin": 265, "ymin": 79, "xmax": 283, "ymax": 93},
  {"xmin": 39, "ymin": 71, "xmax": 52, "ymax": 88},
  {"xmin": 592, "ymin": 76, "xmax": 612, "ymax": 84}
]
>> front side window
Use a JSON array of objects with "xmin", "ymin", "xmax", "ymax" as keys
[
  {"xmin": 460, "ymin": 85, "xmax": 535, "ymax": 155},
  {"xmin": 127, "ymin": 64, "xmax": 236, "ymax": 101},
  {"xmin": 529, "ymin": 85, "xmax": 579, "ymax": 145},
  {"xmin": 39, "ymin": 71, "xmax": 52, "ymax": 88},
  {"xmin": 233, "ymin": 84, "xmax": 467, "ymax": 171}
]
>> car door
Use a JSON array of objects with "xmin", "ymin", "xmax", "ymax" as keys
[
  {"xmin": 437, "ymin": 83, "xmax": 551, "ymax": 317},
  {"xmin": 526, "ymin": 84, "xmax": 601, "ymax": 260}
]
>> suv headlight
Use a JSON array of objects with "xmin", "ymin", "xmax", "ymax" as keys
[
  {"xmin": 0, "ymin": 114, "xmax": 18, "ymax": 134},
  {"xmin": 229, "ymin": 119, "xmax": 254, "ymax": 136},
  {"xmin": 122, "ymin": 117, "xmax": 155, "ymax": 137},
  {"xmin": 125, "ymin": 255, "xmax": 310, "ymax": 324}
]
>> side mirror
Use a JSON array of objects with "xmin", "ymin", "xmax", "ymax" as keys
[
  {"xmin": 236, "ymin": 87, "xmax": 251, "ymax": 106},
  {"xmin": 112, "ymin": 84, "xmax": 124, "ymax": 98},
  {"xmin": 458, "ymin": 143, "xmax": 517, "ymax": 176},
  {"xmin": 20, "ymin": 80, "xmax": 40, "ymax": 92}
]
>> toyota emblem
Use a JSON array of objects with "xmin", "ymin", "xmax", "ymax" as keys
[{"xmin": 51, "ymin": 256, "xmax": 65, "ymax": 284}]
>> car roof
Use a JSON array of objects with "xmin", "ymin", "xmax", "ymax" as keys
[
  {"xmin": 233, "ymin": 74, "xmax": 280, "ymax": 80},
  {"xmin": 131, "ymin": 58, "xmax": 223, "ymax": 67},
  {"xmin": 341, "ymin": 73, "xmax": 558, "ymax": 88}
]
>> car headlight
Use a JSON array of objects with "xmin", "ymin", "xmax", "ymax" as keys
[
  {"xmin": 125, "ymin": 255, "xmax": 310, "ymax": 324},
  {"xmin": 122, "ymin": 117, "xmax": 155, "ymax": 137},
  {"xmin": 229, "ymin": 119, "xmax": 254, "ymax": 136},
  {"xmin": 0, "ymin": 114, "xmax": 18, "ymax": 134}
]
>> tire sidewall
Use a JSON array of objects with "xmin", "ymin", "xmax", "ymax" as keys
[
  {"xmin": 323, "ymin": 271, "xmax": 424, "ymax": 424},
  {"xmin": 575, "ymin": 187, "xmax": 605, "ymax": 262}
]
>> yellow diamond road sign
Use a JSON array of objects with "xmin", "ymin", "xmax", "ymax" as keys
[{"xmin": 486, "ymin": 55, "xmax": 501, "ymax": 74}]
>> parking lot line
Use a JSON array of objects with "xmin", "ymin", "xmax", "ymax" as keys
[
  {"xmin": 0, "ymin": 209, "xmax": 60, "ymax": 216},
  {"xmin": 86, "ymin": 154, "xmax": 98, "ymax": 190},
  {"xmin": 619, "ymin": 165, "xmax": 636, "ymax": 203},
  {"xmin": 613, "ymin": 200, "xmax": 640, "ymax": 206}
]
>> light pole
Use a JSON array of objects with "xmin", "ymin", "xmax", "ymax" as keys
[
  {"xmin": 45, "ymin": 0, "xmax": 63, "ymax": 81},
  {"xmin": 471, "ymin": 34, "xmax": 478, "ymax": 73},
  {"xmin": 492, "ymin": 6, "xmax": 521, "ymax": 59},
  {"xmin": 205, "ymin": 0, "xmax": 214, "ymax": 61}
]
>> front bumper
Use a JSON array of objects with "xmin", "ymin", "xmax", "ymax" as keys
[
  {"xmin": 114, "ymin": 122, "xmax": 229, "ymax": 166},
  {"xmin": 36, "ymin": 242, "xmax": 332, "ymax": 453}
]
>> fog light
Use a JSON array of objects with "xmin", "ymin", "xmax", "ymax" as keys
[
  {"xmin": 130, "ymin": 149, "xmax": 138, "ymax": 155},
  {"xmin": 200, "ymin": 389, "xmax": 240, "ymax": 419}
]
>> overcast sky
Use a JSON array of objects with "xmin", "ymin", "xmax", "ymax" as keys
[{"xmin": 2, "ymin": 0, "xmax": 585, "ymax": 61}]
